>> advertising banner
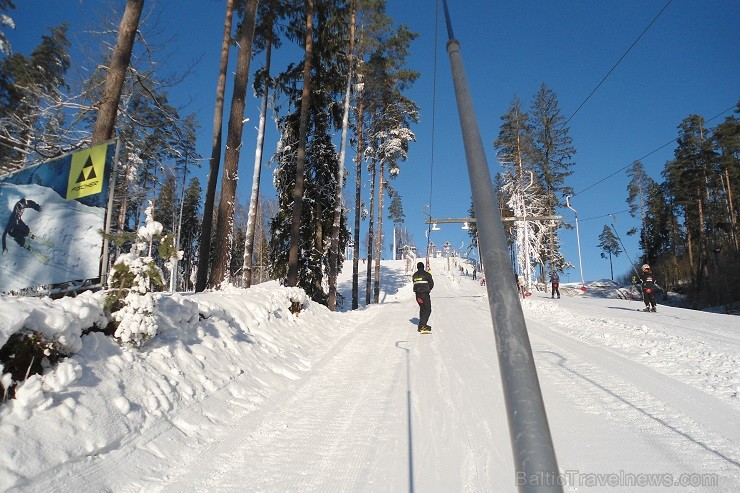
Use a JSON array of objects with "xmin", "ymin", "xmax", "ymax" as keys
[{"xmin": 0, "ymin": 141, "xmax": 117, "ymax": 293}]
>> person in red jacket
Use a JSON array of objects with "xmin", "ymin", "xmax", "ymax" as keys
[{"xmin": 634, "ymin": 264, "xmax": 659, "ymax": 312}]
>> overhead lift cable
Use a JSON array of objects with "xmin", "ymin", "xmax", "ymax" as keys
[
  {"xmin": 564, "ymin": 0, "xmax": 675, "ymax": 126},
  {"xmin": 425, "ymin": 0, "xmax": 440, "ymax": 266},
  {"xmin": 573, "ymin": 104, "xmax": 737, "ymax": 198}
]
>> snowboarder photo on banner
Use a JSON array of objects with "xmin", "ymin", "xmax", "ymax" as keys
[
  {"xmin": 412, "ymin": 261, "xmax": 434, "ymax": 333},
  {"xmin": 633, "ymin": 264, "xmax": 659, "ymax": 312},
  {"xmin": 2, "ymin": 198, "xmax": 42, "ymax": 254},
  {"xmin": 550, "ymin": 271, "xmax": 560, "ymax": 299}
]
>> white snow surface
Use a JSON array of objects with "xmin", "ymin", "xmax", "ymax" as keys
[{"xmin": 0, "ymin": 258, "xmax": 738, "ymax": 492}]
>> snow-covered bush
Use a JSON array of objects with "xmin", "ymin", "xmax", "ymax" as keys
[
  {"xmin": 0, "ymin": 330, "xmax": 62, "ymax": 400},
  {"xmin": 105, "ymin": 202, "xmax": 166, "ymax": 347}
]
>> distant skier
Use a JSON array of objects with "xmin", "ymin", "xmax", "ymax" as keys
[
  {"xmin": 2, "ymin": 198, "xmax": 42, "ymax": 254},
  {"xmin": 633, "ymin": 264, "xmax": 659, "ymax": 312},
  {"xmin": 472, "ymin": 266, "xmax": 477, "ymax": 280},
  {"xmin": 412, "ymin": 261, "xmax": 434, "ymax": 333},
  {"xmin": 550, "ymin": 271, "xmax": 560, "ymax": 299},
  {"xmin": 517, "ymin": 275, "xmax": 527, "ymax": 298}
]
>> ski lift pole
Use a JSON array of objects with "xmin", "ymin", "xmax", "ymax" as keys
[
  {"xmin": 566, "ymin": 196, "xmax": 584, "ymax": 287},
  {"xmin": 609, "ymin": 214, "xmax": 648, "ymax": 283},
  {"xmin": 442, "ymin": 1, "xmax": 561, "ymax": 490},
  {"xmin": 522, "ymin": 171, "xmax": 534, "ymax": 292}
]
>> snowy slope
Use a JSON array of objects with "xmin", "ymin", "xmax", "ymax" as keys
[{"xmin": 0, "ymin": 258, "xmax": 738, "ymax": 492}]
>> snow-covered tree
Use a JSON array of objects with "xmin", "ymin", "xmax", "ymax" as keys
[
  {"xmin": 0, "ymin": 23, "xmax": 72, "ymax": 170},
  {"xmin": 106, "ymin": 202, "xmax": 172, "ymax": 347},
  {"xmin": 0, "ymin": 1, "xmax": 15, "ymax": 56}
]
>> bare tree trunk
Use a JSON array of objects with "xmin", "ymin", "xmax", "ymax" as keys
[
  {"xmin": 722, "ymin": 167, "xmax": 738, "ymax": 250},
  {"xmin": 373, "ymin": 160, "xmax": 384, "ymax": 303},
  {"xmin": 327, "ymin": 4, "xmax": 356, "ymax": 311},
  {"xmin": 243, "ymin": 38, "xmax": 272, "ymax": 288},
  {"xmin": 196, "ymin": 0, "xmax": 235, "ymax": 292},
  {"xmin": 365, "ymin": 159, "xmax": 376, "ymax": 305},
  {"xmin": 91, "ymin": 0, "xmax": 145, "ymax": 144},
  {"xmin": 695, "ymin": 185, "xmax": 706, "ymax": 290},
  {"xmin": 209, "ymin": 0, "xmax": 259, "ymax": 288},
  {"xmin": 352, "ymin": 93, "xmax": 364, "ymax": 309},
  {"xmin": 287, "ymin": 0, "xmax": 314, "ymax": 288}
]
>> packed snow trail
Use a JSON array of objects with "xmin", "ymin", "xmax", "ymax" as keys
[
  {"xmin": 156, "ymin": 261, "xmax": 739, "ymax": 492},
  {"xmin": 159, "ymin": 265, "xmax": 515, "ymax": 492}
]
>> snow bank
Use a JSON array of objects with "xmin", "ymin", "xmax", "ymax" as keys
[{"xmin": 0, "ymin": 283, "xmax": 350, "ymax": 490}]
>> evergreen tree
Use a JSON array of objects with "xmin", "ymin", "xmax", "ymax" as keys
[
  {"xmin": 360, "ymin": 14, "xmax": 418, "ymax": 303},
  {"xmin": 270, "ymin": 116, "xmax": 347, "ymax": 303},
  {"xmin": 626, "ymin": 161, "xmax": 652, "ymax": 255},
  {"xmin": 154, "ymin": 173, "xmax": 178, "ymax": 234},
  {"xmin": 269, "ymin": 0, "xmax": 352, "ymax": 303},
  {"xmin": 494, "ymin": 96, "xmax": 548, "ymax": 285},
  {"xmin": 529, "ymin": 83, "xmax": 575, "ymax": 275},
  {"xmin": 0, "ymin": 1, "xmax": 15, "ymax": 56},
  {"xmin": 0, "ymin": 23, "xmax": 71, "ymax": 169},
  {"xmin": 180, "ymin": 177, "xmax": 202, "ymax": 291},
  {"xmin": 664, "ymin": 114, "xmax": 718, "ymax": 290},
  {"xmin": 711, "ymin": 107, "xmax": 739, "ymax": 250},
  {"xmin": 91, "ymin": 0, "xmax": 145, "ymax": 144},
  {"xmin": 209, "ymin": 0, "xmax": 260, "ymax": 289},
  {"xmin": 597, "ymin": 225, "xmax": 621, "ymax": 280},
  {"xmin": 196, "ymin": 0, "xmax": 236, "ymax": 293},
  {"xmin": 242, "ymin": 0, "xmax": 289, "ymax": 289}
]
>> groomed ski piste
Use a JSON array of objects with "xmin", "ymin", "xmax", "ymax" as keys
[{"xmin": 0, "ymin": 257, "xmax": 738, "ymax": 492}]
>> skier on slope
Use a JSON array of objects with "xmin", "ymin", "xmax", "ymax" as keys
[
  {"xmin": 633, "ymin": 264, "xmax": 659, "ymax": 312},
  {"xmin": 2, "ymin": 198, "xmax": 42, "ymax": 254},
  {"xmin": 549, "ymin": 271, "xmax": 560, "ymax": 299},
  {"xmin": 412, "ymin": 261, "xmax": 434, "ymax": 333}
]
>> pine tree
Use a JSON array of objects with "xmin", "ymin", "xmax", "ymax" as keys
[
  {"xmin": 712, "ymin": 108, "xmax": 740, "ymax": 250},
  {"xmin": 327, "ymin": 0, "xmax": 357, "ymax": 311},
  {"xmin": 209, "ymin": 0, "xmax": 260, "ymax": 289},
  {"xmin": 268, "ymin": 0, "xmax": 352, "ymax": 303},
  {"xmin": 270, "ymin": 117, "xmax": 347, "ymax": 303},
  {"xmin": 154, "ymin": 173, "xmax": 177, "ymax": 234},
  {"xmin": 360, "ymin": 15, "xmax": 418, "ymax": 303},
  {"xmin": 664, "ymin": 114, "xmax": 718, "ymax": 290},
  {"xmin": 0, "ymin": 1, "xmax": 15, "ymax": 56},
  {"xmin": 91, "ymin": 0, "xmax": 144, "ymax": 144},
  {"xmin": 242, "ymin": 0, "xmax": 282, "ymax": 289},
  {"xmin": 179, "ymin": 177, "xmax": 202, "ymax": 291},
  {"xmin": 597, "ymin": 225, "xmax": 621, "ymax": 280},
  {"xmin": 195, "ymin": 0, "xmax": 235, "ymax": 293},
  {"xmin": 0, "ymin": 23, "xmax": 71, "ymax": 169},
  {"xmin": 494, "ymin": 96, "xmax": 546, "ymax": 286},
  {"xmin": 529, "ymin": 84, "xmax": 575, "ymax": 276}
]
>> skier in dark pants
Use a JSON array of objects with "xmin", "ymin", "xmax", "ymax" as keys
[
  {"xmin": 412, "ymin": 261, "xmax": 434, "ymax": 332},
  {"xmin": 549, "ymin": 271, "xmax": 560, "ymax": 299},
  {"xmin": 634, "ymin": 264, "xmax": 659, "ymax": 312},
  {"xmin": 2, "ymin": 198, "xmax": 42, "ymax": 253}
]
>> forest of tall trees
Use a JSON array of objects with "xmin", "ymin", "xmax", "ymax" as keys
[
  {"xmin": 0, "ymin": 1, "xmax": 737, "ymax": 311},
  {"xmin": 625, "ymin": 105, "xmax": 740, "ymax": 309},
  {"xmin": 0, "ymin": 0, "xmax": 421, "ymax": 310},
  {"xmin": 490, "ymin": 87, "xmax": 738, "ymax": 309}
]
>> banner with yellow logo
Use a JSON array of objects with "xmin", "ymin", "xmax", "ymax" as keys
[{"xmin": 66, "ymin": 143, "xmax": 108, "ymax": 200}]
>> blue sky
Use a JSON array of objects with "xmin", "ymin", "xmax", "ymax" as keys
[{"xmin": 7, "ymin": 0, "xmax": 739, "ymax": 282}]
